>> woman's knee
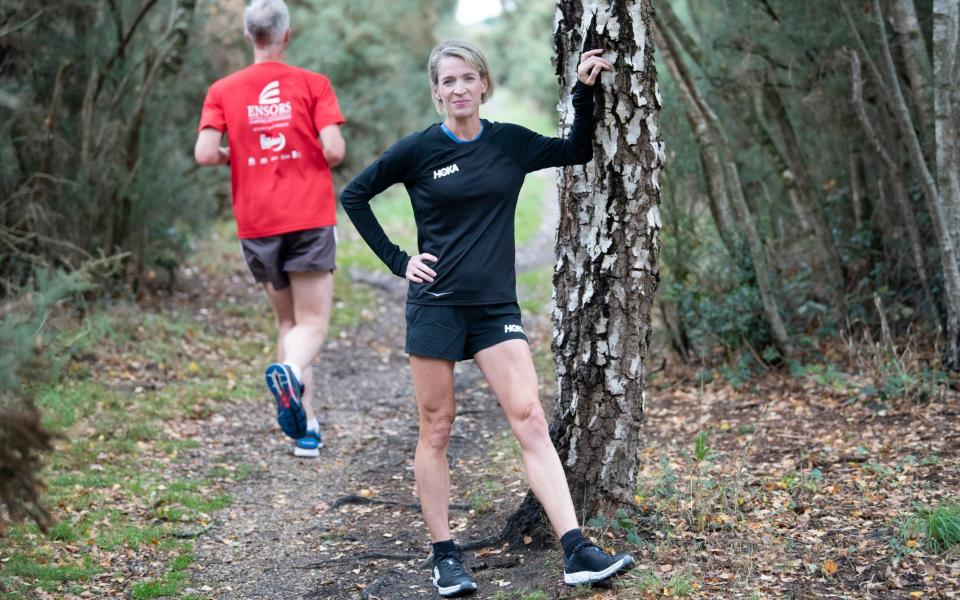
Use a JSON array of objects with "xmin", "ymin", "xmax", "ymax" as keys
[{"xmin": 511, "ymin": 402, "xmax": 550, "ymax": 447}]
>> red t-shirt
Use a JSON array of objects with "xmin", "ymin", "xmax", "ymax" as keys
[{"xmin": 198, "ymin": 62, "xmax": 344, "ymax": 239}]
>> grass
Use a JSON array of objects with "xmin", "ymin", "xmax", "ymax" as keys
[
  {"xmin": 625, "ymin": 568, "xmax": 696, "ymax": 596},
  {"xmin": 0, "ymin": 221, "xmax": 293, "ymax": 597},
  {"xmin": 900, "ymin": 502, "xmax": 960, "ymax": 554},
  {"xmin": 492, "ymin": 591, "xmax": 548, "ymax": 600},
  {"xmin": 336, "ymin": 184, "xmax": 416, "ymax": 274},
  {"xmin": 485, "ymin": 88, "xmax": 557, "ymax": 137}
]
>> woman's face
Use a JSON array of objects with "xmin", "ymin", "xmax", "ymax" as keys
[{"xmin": 435, "ymin": 56, "xmax": 487, "ymax": 119}]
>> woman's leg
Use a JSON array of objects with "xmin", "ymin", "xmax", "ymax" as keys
[
  {"xmin": 410, "ymin": 354, "xmax": 457, "ymax": 542},
  {"xmin": 473, "ymin": 339, "xmax": 578, "ymax": 537}
]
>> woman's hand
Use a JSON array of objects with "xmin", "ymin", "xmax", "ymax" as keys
[
  {"xmin": 406, "ymin": 253, "xmax": 438, "ymax": 283},
  {"xmin": 577, "ymin": 49, "xmax": 613, "ymax": 86}
]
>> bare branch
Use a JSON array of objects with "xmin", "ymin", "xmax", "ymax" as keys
[
  {"xmin": 93, "ymin": 0, "xmax": 163, "ymax": 102},
  {"xmin": 29, "ymin": 60, "xmax": 73, "ymax": 214},
  {"xmin": 657, "ymin": 1, "xmax": 705, "ymax": 71},
  {"xmin": 869, "ymin": 0, "xmax": 939, "ymax": 211},
  {"xmin": 849, "ymin": 49, "xmax": 936, "ymax": 314},
  {"xmin": 0, "ymin": 10, "xmax": 43, "ymax": 38}
]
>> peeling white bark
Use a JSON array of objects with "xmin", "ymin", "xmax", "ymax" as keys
[{"xmin": 551, "ymin": 0, "xmax": 661, "ymax": 513}]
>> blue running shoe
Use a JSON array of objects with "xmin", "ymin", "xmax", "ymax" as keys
[
  {"xmin": 265, "ymin": 363, "xmax": 306, "ymax": 439},
  {"xmin": 293, "ymin": 429, "xmax": 323, "ymax": 458}
]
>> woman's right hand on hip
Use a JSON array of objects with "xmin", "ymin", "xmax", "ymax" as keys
[{"xmin": 406, "ymin": 253, "xmax": 438, "ymax": 283}]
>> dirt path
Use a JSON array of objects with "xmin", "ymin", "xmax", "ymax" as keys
[
  {"xmin": 174, "ymin": 186, "xmax": 960, "ymax": 600},
  {"xmin": 179, "ymin": 243, "xmax": 573, "ymax": 598}
]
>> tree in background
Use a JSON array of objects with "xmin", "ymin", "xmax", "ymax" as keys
[
  {"xmin": 0, "ymin": 0, "xmax": 211, "ymax": 528},
  {"xmin": 288, "ymin": 0, "xmax": 457, "ymax": 174},
  {"xmin": 653, "ymin": 0, "xmax": 958, "ymax": 372},
  {"xmin": 0, "ymin": 0, "xmax": 213, "ymax": 295},
  {"xmin": 479, "ymin": 0, "xmax": 559, "ymax": 112},
  {"xmin": 929, "ymin": 0, "xmax": 960, "ymax": 368}
]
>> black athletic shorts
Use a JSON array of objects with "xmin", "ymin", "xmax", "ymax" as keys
[
  {"xmin": 405, "ymin": 302, "xmax": 528, "ymax": 361},
  {"xmin": 240, "ymin": 226, "xmax": 336, "ymax": 291}
]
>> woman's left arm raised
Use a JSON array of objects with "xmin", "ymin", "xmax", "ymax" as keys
[{"xmin": 517, "ymin": 49, "xmax": 613, "ymax": 172}]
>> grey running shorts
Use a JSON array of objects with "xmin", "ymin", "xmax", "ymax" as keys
[
  {"xmin": 240, "ymin": 226, "xmax": 336, "ymax": 291},
  {"xmin": 405, "ymin": 302, "xmax": 528, "ymax": 361}
]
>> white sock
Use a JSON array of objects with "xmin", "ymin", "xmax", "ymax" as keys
[
  {"xmin": 283, "ymin": 361, "xmax": 302, "ymax": 383},
  {"xmin": 307, "ymin": 418, "xmax": 319, "ymax": 433}
]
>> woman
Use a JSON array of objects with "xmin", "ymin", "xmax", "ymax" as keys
[{"xmin": 341, "ymin": 40, "xmax": 634, "ymax": 597}]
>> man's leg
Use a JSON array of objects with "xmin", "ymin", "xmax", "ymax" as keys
[
  {"xmin": 285, "ymin": 270, "xmax": 333, "ymax": 423},
  {"xmin": 262, "ymin": 281, "xmax": 317, "ymax": 419}
]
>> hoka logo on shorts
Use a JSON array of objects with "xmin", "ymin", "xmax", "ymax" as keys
[
  {"xmin": 433, "ymin": 163, "xmax": 460, "ymax": 179},
  {"xmin": 504, "ymin": 324, "xmax": 524, "ymax": 334},
  {"xmin": 247, "ymin": 80, "xmax": 293, "ymax": 123}
]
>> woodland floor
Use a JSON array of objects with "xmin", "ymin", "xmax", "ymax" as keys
[
  {"xmin": 175, "ymin": 252, "xmax": 960, "ymax": 600},
  {"xmin": 3, "ymin": 207, "xmax": 959, "ymax": 599}
]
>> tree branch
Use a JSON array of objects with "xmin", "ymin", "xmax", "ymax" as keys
[
  {"xmin": 869, "ymin": 0, "xmax": 939, "ymax": 212},
  {"xmin": 0, "ymin": 10, "xmax": 43, "ymax": 37}
]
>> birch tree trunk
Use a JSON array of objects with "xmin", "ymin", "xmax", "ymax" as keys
[
  {"xmin": 933, "ymin": 0, "xmax": 960, "ymax": 369},
  {"xmin": 890, "ymin": 0, "xmax": 934, "ymax": 137},
  {"xmin": 551, "ymin": 0, "xmax": 662, "ymax": 516},
  {"xmin": 850, "ymin": 51, "xmax": 937, "ymax": 316},
  {"xmin": 846, "ymin": 0, "xmax": 960, "ymax": 368}
]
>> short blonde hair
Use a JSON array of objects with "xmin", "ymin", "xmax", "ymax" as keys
[{"xmin": 427, "ymin": 40, "xmax": 495, "ymax": 114}]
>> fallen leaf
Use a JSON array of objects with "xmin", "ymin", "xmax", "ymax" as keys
[{"xmin": 822, "ymin": 559, "xmax": 838, "ymax": 576}]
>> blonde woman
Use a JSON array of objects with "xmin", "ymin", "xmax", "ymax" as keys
[{"xmin": 341, "ymin": 40, "xmax": 633, "ymax": 597}]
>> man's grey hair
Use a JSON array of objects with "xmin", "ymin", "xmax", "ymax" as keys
[{"xmin": 244, "ymin": 0, "xmax": 290, "ymax": 48}]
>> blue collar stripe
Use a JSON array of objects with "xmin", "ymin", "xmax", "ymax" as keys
[{"xmin": 440, "ymin": 123, "xmax": 483, "ymax": 144}]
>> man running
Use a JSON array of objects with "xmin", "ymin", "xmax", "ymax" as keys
[{"xmin": 194, "ymin": 0, "xmax": 344, "ymax": 457}]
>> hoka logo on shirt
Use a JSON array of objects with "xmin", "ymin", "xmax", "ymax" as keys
[
  {"xmin": 433, "ymin": 163, "xmax": 460, "ymax": 179},
  {"xmin": 504, "ymin": 324, "xmax": 524, "ymax": 334}
]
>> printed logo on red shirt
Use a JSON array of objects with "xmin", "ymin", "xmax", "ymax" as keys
[
  {"xmin": 260, "ymin": 132, "xmax": 286, "ymax": 152},
  {"xmin": 199, "ymin": 63, "xmax": 344, "ymax": 238},
  {"xmin": 259, "ymin": 80, "xmax": 281, "ymax": 104},
  {"xmin": 247, "ymin": 80, "xmax": 292, "ymax": 125}
]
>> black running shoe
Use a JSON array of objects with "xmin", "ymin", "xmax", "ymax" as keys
[
  {"xmin": 563, "ymin": 542, "xmax": 635, "ymax": 585},
  {"xmin": 431, "ymin": 553, "xmax": 478, "ymax": 597}
]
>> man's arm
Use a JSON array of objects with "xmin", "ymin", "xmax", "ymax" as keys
[
  {"xmin": 319, "ymin": 124, "xmax": 345, "ymax": 167},
  {"xmin": 194, "ymin": 128, "xmax": 230, "ymax": 166}
]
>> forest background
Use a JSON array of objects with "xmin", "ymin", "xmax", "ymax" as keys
[{"xmin": 1, "ymin": 0, "xmax": 958, "ymax": 598}]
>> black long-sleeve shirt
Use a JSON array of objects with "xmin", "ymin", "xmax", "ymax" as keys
[{"xmin": 341, "ymin": 81, "xmax": 595, "ymax": 306}]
